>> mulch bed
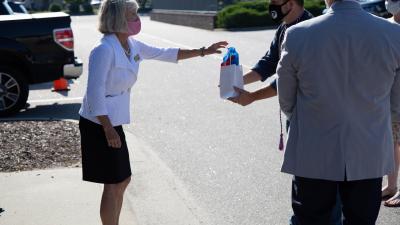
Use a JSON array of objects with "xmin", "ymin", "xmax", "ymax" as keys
[{"xmin": 0, "ymin": 120, "xmax": 81, "ymax": 172}]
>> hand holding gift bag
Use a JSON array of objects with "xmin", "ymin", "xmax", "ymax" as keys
[{"xmin": 219, "ymin": 47, "xmax": 244, "ymax": 99}]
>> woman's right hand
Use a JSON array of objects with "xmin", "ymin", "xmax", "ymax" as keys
[
  {"xmin": 96, "ymin": 115, "xmax": 122, "ymax": 149},
  {"xmin": 104, "ymin": 127, "xmax": 122, "ymax": 149}
]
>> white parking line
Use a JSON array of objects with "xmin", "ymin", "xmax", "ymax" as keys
[
  {"xmin": 28, "ymin": 97, "xmax": 83, "ymax": 104},
  {"xmin": 140, "ymin": 33, "xmax": 252, "ymax": 70}
]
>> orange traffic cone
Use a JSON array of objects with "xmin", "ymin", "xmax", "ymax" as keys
[{"xmin": 52, "ymin": 78, "xmax": 70, "ymax": 92}]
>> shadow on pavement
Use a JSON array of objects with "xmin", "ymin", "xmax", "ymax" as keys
[
  {"xmin": 1, "ymin": 103, "xmax": 81, "ymax": 121},
  {"xmin": 29, "ymin": 82, "xmax": 53, "ymax": 90},
  {"xmin": 30, "ymin": 80, "xmax": 76, "ymax": 89}
]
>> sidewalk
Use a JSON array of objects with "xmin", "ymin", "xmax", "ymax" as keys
[{"xmin": 0, "ymin": 129, "xmax": 209, "ymax": 225}]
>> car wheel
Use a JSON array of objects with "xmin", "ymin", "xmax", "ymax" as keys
[{"xmin": 0, "ymin": 67, "xmax": 29, "ymax": 117}]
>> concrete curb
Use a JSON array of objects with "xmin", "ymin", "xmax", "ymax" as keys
[
  {"xmin": 0, "ymin": 121, "xmax": 210, "ymax": 225},
  {"xmin": 0, "ymin": 168, "xmax": 136, "ymax": 225}
]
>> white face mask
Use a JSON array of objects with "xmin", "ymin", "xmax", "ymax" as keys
[{"xmin": 386, "ymin": 0, "xmax": 400, "ymax": 15}]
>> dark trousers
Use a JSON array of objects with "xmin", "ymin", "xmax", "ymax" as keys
[{"xmin": 291, "ymin": 176, "xmax": 382, "ymax": 225}]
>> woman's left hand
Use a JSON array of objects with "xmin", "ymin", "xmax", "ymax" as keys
[{"xmin": 205, "ymin": 41, "xmax": 229, "ymax": 55}]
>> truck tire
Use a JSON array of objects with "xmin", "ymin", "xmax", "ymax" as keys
[{"xmin": 0, "ymin": 67, "xmax": 29, "ymax": 117}]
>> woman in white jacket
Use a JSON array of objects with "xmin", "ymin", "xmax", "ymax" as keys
[{"xmin": 78, "ymin": 0, "xmax": 228, "ymax": 224}]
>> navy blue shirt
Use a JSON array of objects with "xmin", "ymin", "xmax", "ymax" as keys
[{"xmin": 251, "ymin": 10, "xmax": 313, "ymax": 90}]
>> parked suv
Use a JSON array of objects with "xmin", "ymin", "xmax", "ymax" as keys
[
  {"xmin": 361, "ymin": 0, "xmax": 390, "ymax": 17},
  {"xmin": 0, "ymin": 10, "xmax": 82, "ymax": 116}
]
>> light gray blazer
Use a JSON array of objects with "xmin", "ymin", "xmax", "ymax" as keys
[{"xmin": 277, "ymin": 1, "xmax": 400, "ymax": 181}]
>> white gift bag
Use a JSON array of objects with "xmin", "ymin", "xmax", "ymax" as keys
[{"xmin": 219, "ymin": 64, "xmax": 244, "ymax": 99}]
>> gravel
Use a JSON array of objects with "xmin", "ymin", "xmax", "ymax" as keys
[{"xmin": 0, "ymin": 120, "xmax": 81, "ymax": 172}]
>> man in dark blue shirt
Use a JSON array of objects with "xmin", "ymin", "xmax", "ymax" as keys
[
  {"xmin": 231, "ymin": 0, "xmax": 312, "ymax": 106},
  {"xmin": 230, "ymin": 2, "xmax": 344, "ymax": 225}
]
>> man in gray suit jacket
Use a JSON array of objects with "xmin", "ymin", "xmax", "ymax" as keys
[{"xmin": 277, "ymin": 0, "xmax": 400, "ymax": 224}]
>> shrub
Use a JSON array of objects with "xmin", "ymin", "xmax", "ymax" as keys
[
  {"xmin": 217, "ymin": 0, "xmax": 274, "ymax": 28},
  {"xmin": 304, "ymin": 0, "xmax": 326, "ymax": 16},
  {"xmin": 82, "ymin": 2, "xmax": 94, "ymax": 14},
  {"xmin": 217, "ymin": 7, "xmax": 271, "ymax": 28},
  {"xmin": 68, "ymin": 3, "xmax": 80, "ymax": 14},
  {"xmin": 65, "ymin": 0, "xmax": 84, "ymax": 14},
  {"xmin": 49, "ymin": 3, "xmax": 62, "ymax": 12},
  {"xmin": 217, "ymin": 0, "xmax": 326, "ymax": 29}
]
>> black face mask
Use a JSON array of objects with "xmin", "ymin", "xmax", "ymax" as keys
[{"xmin": 269, "ymin": 0, "xmax": 291, "ymax": 22}]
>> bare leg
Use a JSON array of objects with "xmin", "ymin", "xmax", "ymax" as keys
[
  {"xmin": 382, "ymin": 143, "xmax": 400, "ymax": 198},
  {"xmin": 385, "ymin": 143, "xmax": 400, "ymax": 206},
  {"xmin": 116, "ymin": 177, "xmax": 131, "ymax": 225},
  {"xmin": 101, "ymin": 184, "xmax": 119, "ymax": 225},
  {"xmin": 390, "ymin": 143, "xmax": 400, "ymax": 189},
  {"xmin": 100, "ymin": 177, "xmax": 131, "ymax": 225}
]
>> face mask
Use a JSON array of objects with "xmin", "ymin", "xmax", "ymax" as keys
[
  {"xmin": 269, "ymin": 0, "xmax": 291, "ymax": 22},
  {"xmin": 386, "ymin": 0, "xmax": 400, "ymax": 15},
  {"xmin": 127, "ymin": 17, "xmax": 141, "ymax": 36}
]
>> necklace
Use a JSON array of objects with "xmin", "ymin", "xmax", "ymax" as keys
[{"xmin": 123, "ymin": 46, "xmax": 131, "ymax": 56}]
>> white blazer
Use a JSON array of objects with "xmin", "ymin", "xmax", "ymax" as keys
[{"xmin": 79, "ymin": 34, "xmax": 179, "ymax": 126}]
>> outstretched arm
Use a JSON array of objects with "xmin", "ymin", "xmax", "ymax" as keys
[{"xmin": 177, "ymin": 41, "xmax": 228, "ymax": 60}]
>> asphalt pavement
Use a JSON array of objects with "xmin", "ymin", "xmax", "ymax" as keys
[{"xmin": 2, "ymin": 15, "xmax": 400, "ymax": 225}]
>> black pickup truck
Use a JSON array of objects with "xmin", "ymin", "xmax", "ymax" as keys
[{"xmin": 0, "ymin": 9, "xmax": 82, "ymax": 116}]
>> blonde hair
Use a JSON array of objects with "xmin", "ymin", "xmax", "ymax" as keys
[{"xmin": 98, "ymin": 0, "xmax": 139, "ymax": 34}]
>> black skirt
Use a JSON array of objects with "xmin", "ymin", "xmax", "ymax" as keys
[{"xmin": 79, "ymin": 116, "xmax": 132, "ymax": 184}]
